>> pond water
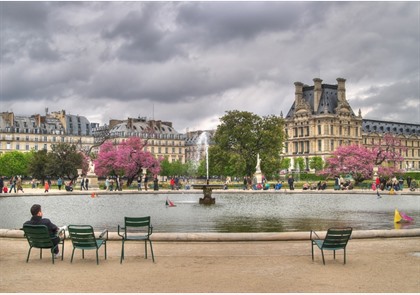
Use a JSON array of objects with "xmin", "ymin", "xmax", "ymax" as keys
[{"xmin": 1, "ymin": 193, "xmax": 419, "ymax": 233}]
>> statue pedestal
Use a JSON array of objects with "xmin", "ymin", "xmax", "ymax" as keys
[
  {"xmin": 87, "ymin": 173, "xmax": 99, "ymax": 189},
  {"xmin": 254, "ymin": 171, "xmax": 262, "ymax": 184},
  {"xmin": 192, "ymin": 184, "xmax": 224, "ymax": 205}
]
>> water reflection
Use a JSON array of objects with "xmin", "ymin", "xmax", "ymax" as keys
[{"xmin": 0, "ymin": 193, "xmax": 418, "ymax": 233}]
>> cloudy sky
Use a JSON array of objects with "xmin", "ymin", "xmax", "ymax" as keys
[{"xmin": 1, "ymin": 1, "xmax": 419, "ymax": 133}]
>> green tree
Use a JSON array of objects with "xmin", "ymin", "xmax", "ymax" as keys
[
  {"xmin": 279, "ymin": 157, "xmax": 291, "ymax": 170},
  {"xmin": 27, "ymin": 149, "xmax": 49, "ymax": 183},
  {"xmin": 211, "ymin": 110, "xmax": 285, "ymax": 178},
  {"xmin": 0, "ymin": 151, "xmax": 30, "ymax": 177},
  {"xmin": 309, "ymin": 156, "xmax": 324, "ymax": 171},
  {"xmin": 159, "ymin": 158, "xmax": 172, "ymax": 177},
  {"xmin": 294, "ymin": 157, "xmax": 305, "ymax": 171},
  {"xmin": 46, "ymin": 143, "xmax": 85, "ymax": 181}
]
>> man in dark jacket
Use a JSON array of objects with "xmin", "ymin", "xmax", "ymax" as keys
[{"xmin": 23, "ymin": 204, "xmax": 61, "ymax": 257}]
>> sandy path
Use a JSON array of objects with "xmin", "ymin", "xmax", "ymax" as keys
[{"xmin": 1, "ymin": 237, "xmax": 419, "ymax": 293}]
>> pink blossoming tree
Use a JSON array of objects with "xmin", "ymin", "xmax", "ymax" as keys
[
  {"xmin": 319, "ymin": 134, "xmax": 405, "ymax": 183},
  {"xmin": 94, "ymin": 137, "xmax": 162, "ymax": 186}
]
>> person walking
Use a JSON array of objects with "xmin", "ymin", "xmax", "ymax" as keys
[
  {"xmin": 85, "ymin": 178, "xmax": 89, "ymax": 190},
  {"xmin": 137, "ymin": 175, "xmax": 142, "ymax": 191},
  {"xmin": 144, "ymin": 174, "xmax": 149, "ymax": 191},
  {"xmin": 44, "ymin": 181, "xmax": 49, "ymax": 193},
  {"xmin": 0, "ymin": 176, "xmax": 4, "ymax": 193},
  {"xmin": 16, "ymin": 177, "xmax": 24, "ymax": 193},
  {"xmin": 9, "ymin": 176, "xmax": 17, "ymax": 193},
  {"xmin": 288, "ymin": 175, "xmax": 295, "ymax": 190},
  {"xmin": 80, "ymin": 177, "xmax": 85, "ymax": 191},
  {"xmin": 57, "ymin": 177, "xmax": 63, "ymax": 190},
  {"xmin": 105, "ymin": 177, "xmax": 110, "ymax": 191}
]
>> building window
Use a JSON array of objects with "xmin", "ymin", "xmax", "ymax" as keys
[
  {"xmin": 318, "ymin": 140, "xmax": 322, "ymax": 152},
  {"xmin": 330, "ymin": 125, "xmax": 334, "ymax": 135},
  {"xmin": 26, "ymin": 144, "xmax": 30, "ymax": 151},
  {"xmin": 318, "ymin": 125, "xmax": 321, "ymax": 135},
  {"xmin": 330, "ymin": 140, "xmax": 334, "ymax": 151},
  {"xmin": 16, "ymin": 144, "xmax": 20, "ymax": 150}
]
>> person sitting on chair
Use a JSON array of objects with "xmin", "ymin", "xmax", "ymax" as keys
[
  {"xmin": 23, "ymin": 204, "xmax": 62, "ymax": 257},
  {"xmin": 65, "ymin": 181, "xmax": 73, "ymax": 192}
]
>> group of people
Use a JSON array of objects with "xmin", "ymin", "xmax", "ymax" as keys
[
  {"xmin": 374, "ymin": 175, "xmax": 413, "ymax": 191},
  {"xmin": 0, "ymin": 176, "xmax": 25, "ymax": 193},
  {"xmin": 302, "ymin": 181, "xmax": 328, "ymax": 190},
  {"xmin": 334, "ymin": 175, "xmax": 354, "ymax": 190}
]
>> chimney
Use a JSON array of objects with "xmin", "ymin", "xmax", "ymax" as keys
[
  {"xmin": 294, "ymin": 82, "xmax": 303, "ymax": 105},
  {"xmin": 337, "ymin": 77, "xmax": 346, "ymax": 102},
  {"xmin": 313, "ymin": 78, "xmax": 323, "ymax": 113}
]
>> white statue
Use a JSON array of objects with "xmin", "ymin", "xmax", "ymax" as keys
[
  {"xmin": 256, "ymin": 153, "xmax": 261, "ymax": 172},
  {"xmin": 88, "ymin": 159, "xmax": 95, "ymax": 174}
]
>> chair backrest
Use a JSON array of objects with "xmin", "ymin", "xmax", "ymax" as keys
[
  {"xmin": 68, "ymin": 225, "xmax": 98, "ymax": 248},
  {"xmin": 22, "ymin": 224, "xmax": 54, "ymax": 249},
  {"xmin": 322, "ymin": 227, "xmax": 352, "ymax": 250},
  {"xmin": 123, "ymin": 216, "xmax": 151, "ymax": 237}
]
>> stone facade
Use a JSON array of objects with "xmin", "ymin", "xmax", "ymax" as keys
[
  {"xmin": 0, "ymin": 110, "xmax": 93, "ymax": 153},
  {"xmin": 283, "ymin": 78, "xmax": 420, "ymax": 171},
  {"xmin": 104, "ymin": 116, "xmax": 186, "ymax": 163}
]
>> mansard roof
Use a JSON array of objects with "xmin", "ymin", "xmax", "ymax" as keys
[
  {"xmin": 286, "ymin": 83, "xmax": 356, "ymax": 119},
  {"xmin": 362, "ymin": 119, "xmax": 420, "ymax": 137}
]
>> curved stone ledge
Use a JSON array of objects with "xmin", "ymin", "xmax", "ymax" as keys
[{"xmin": 2, "ymin": 228, "xmax": 419, "ymax": 241}]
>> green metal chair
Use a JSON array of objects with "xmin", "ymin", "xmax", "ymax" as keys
[
  {"xmin": 68, "ymin": 225, "xmax": 108, "ymax": 265},
  {"xmin": 22, "ymin": 224, "xmax": 65, "ymax": 264},
  {"xmin": 310, "ymin": 227, "xmax": 352, "ymax": 265},
  {"xmin": 118, "ymin": 216, "xmax": 155, "ymax": 263}
]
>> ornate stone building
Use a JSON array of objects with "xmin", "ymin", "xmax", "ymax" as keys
[
  {"xmin": 0, "ymin": 110, "xmax": 94, "ymax": 153},
  {"xmin": 283, "ymin": 78, "xmax": 420, "ymax": 172},
  {"xmin": 103, "ymin": 116, "xmax": 186, "ymax": 163}
]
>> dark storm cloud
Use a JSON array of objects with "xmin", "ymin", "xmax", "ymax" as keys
[{"xmin": 0, "ymin": 1, "xmax": 419, "ymax": 131}]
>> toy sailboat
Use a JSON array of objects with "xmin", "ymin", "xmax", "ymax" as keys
[
  {"xmin": 165, "ymin": 198, "xmax": 176, "ymax": 207},
  {"xmin": 394, "ymin": 209, "xmax": 414, "ymax": 223}
]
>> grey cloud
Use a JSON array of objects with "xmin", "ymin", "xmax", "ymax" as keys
[
  {"xmin": 0, "ymin": 1, "xmax": 418, "ymax": 132},
  {"xmin": 352, "ymin": 80, "xmax": 420, "ymax": 124}
]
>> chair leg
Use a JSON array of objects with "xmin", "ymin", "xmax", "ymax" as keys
[
  {"xmin": 120, "ymin": 241, "xmax": 124, "ymax": 264},
  {"xmin": 144, "ymin": 240, "xmax": 148, "ymax": 259},
  {"xmin": 82, "ymin": 249, "xmax": 85, "ymax": 259},
  {"xmin": 104, "ymin": 242, "xmax": 107, "ymax": 260},
  {"xmin": 26, "ymin": 247, "xmax": 32, "ymax": 263},
  {"xmin": 40, "ymin": 248, "xmax": 42, "ymax": 259},
  {"xmin": 149, "ymin": 240, "xmax": 155, "ymax": 263},
  {"xmin": 96, "ymin": 249, "xmax": 99, "ymax": 265},
  {"xmin": 321, "ymin": 249, "xmax": 325, "ymax": 265},
  {"xmin": 333, "ymin": 250, "xmax": 336, "ymax": 260},
  {"xmin": 344, "ymin": 248, "xmax": 346, "ymax": 264},
  {"xmin": 311, "ymin": 242, "xmax": 314, "ymax": 261},
  {"xmin": 61, "ymin": 241, "xmax": 64, "ymax": 261},
  {"xmin": 51, "ymin": 248, "xmax": 55, "ymax": 264},
  {"xmin": 71, "ymin": 248, "xmax": 75, "ymax": 263}
]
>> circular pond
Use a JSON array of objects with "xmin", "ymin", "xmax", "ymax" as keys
[{"xmin": 1, "ymin": 192, "xmax": 419, "ymax": 232}]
